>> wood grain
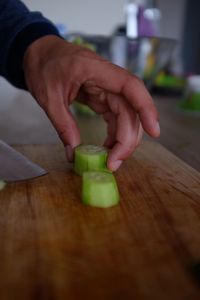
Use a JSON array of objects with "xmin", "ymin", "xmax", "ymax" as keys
[
  {"xmin": 155, "ymin": 96, "xmax": 200, "ymax": 172},
  {"xmin": 0, "ymin": 142, "xmax": 200, "ymax": 300}
]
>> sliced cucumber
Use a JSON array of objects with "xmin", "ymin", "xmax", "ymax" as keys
[
  {"xmin": 74, "ymin": 144, "xmax": 108, "ymax": 176},
  {"xmin": 82, "ymin": 171, "xmax": 120, "ymax": 208},
  {"xmin": 0, "ymin": 180, "xmax": 6, "ymax": 191}
]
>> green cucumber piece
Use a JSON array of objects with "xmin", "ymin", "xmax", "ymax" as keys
[
  {"xmin": 74, "ymin": 144, "xmax": 108, "ymax": 176},
  {"xmin": 0, "ymin": 180, "xmax": 6, "ymax": 191},
  {"xmin": 82, "ymin": 171, "xmax": 120, "ymax": 208}
]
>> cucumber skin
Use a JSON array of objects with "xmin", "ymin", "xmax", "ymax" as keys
[
  {"xmin": 82, "ymin": 172, "xmax": 120, "ymax": 208},
  {"xmin": 74, "ymin": 146, "xmax": 108, "ymax": 176}
]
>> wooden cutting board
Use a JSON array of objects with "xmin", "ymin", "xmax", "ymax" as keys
[{"xmin": 0, "ymin": 141, "xmax": 200, "ymax": 300}]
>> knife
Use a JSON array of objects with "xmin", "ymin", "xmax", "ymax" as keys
[{"xmin": 0, "ymin": 140, "xmax": 47, "ymax": 182}]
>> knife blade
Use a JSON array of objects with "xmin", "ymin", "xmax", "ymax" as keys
[{"xmin": 0, "ymin": 140, "xmax": 47, "ymax": 182}]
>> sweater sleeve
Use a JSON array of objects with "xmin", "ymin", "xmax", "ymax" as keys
[{"xmin": 0, "ymin": 0, "xmax": 61, "ymax": 89}]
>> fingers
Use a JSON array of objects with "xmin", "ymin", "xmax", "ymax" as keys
[
  {"xmin": 86, "ymin": 61, "xmax": 160, "ymax": 138},
  {"xmin": 79, "ymin": 88, "xmax": 143, "ymax": 171},
  {"xmin": 121, "ymin": 76, "xmax": 160, "ymax": 138},
  {"xmin": 44, "ymin": 89, "xmax": 81, "ymax": 162},
  {"xmin": 106, "ymin": 93, "xmax": 140, "ymax": 171},
  {"xmin": 103, "ymin": 112, "xmax": 116, "ymax": 148}
]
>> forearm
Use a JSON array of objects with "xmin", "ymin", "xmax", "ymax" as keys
[{"xmin": 0, "ymin": 0, "xmax": 60, "ymax": 89}]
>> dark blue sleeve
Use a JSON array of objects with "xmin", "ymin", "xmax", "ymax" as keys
[{"xmin": 0, "ymin": 0, "xmax": 61, "ymax": 89}]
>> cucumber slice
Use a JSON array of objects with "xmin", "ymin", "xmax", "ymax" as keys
[
  {"xmin": 74, "ymin": 144, "xmax": 108, "ymax": 176},
  {"xmin": 82, "ymin": 171, "xmax": 120, "ymax": 208},
  {"xmin": 0, "ymin": 180, "xmax": 6, "ymax": 191}
]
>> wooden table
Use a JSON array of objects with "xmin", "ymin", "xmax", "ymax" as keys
[
  {"xmin": 155, "ymin": 96, "xmax": 200, "ymax": 172},
  {"xmin": 0, "ymin": 143, "xmax": 200, "ymax": 299},
  {"xmin": 1, "ymin": 92, "xmax": 200, "ymax": 299}
]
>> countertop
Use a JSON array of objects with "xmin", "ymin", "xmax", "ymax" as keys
[
  {"xmin": 0, "ymin": 91, "xmax": 200, "ymax": 299},
  {"xmin": 0, "ymin": 141, "xmax": 200, "ymax": 299}
]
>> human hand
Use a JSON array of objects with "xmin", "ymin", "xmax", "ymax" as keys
[{"xmin": 23, "ymin": 35, "xmax": 160, "ymax": 171}]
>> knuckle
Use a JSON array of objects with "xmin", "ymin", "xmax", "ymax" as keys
[
  {"xmin": 127, "ymin": 73, "xmax": 145, "ymax": 87},
  {"xmin": 126, "ymin": 147, "xmax": 134, "ymax": 157},
  {"xmin": 121, "ymin": 73, "xmax": 145, "ymax": 96},
  {"xmin": 68, "ymin": 55, "xmax": 87, "ymax": 79}
]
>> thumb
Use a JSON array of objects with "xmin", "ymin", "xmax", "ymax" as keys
[{"xmin": 46, "ymin": 102, "xmax": 81, "ymax": 162}]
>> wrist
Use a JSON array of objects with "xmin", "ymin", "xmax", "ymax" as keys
[
  {"xmin": 6, "ymin": 23, "xmax": 61, "ymax": 89},
  {"xmin": 23, "ymin": 35, "xmax": 62, "ymax": 74}
]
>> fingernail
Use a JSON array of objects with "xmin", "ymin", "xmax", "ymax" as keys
[
  {"xmin": 65, "ymin": 145, "xmax": 74, "ymax": 162},
  {"xmin": 155, "ymin": 121, "xmax": 160, "ymax": 136},
  {"xmin": 110, "ymin": 160, "xmax": 122, "ymax": 172}
]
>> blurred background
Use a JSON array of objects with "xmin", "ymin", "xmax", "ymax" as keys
[
  {"xmin": 0, "ymin": 0, "xmax": 200, "ymax": 169},
  {"xmin": 0, "ymin": 0, "xmax": 191, "ymax": 109},
  {"xmin": 0, "ymin": 0, "xmax": 187, "ymax": 106}
]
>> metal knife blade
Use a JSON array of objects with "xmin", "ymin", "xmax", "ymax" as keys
[{"xmin": 0, "ymin": 140, "xmax": 47, "ymax": 182}]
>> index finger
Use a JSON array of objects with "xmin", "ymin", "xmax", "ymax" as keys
[{"xmin": 87, "ymin": 59, "xmax": 160, "ymax": 138}]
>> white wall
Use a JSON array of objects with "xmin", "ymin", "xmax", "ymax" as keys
[
  {"xmin": 23, "ymin": 0, "xmax": 186, "ymax": 39},
  {"xmin": 0, "ymin": 0, "xmax": 187, "ymax": 114},
  {"xmin": 158, "ymin": 0, "xmax": 186, "ymax": 40},
  {"xmin": 23, "ymin": 0, "xmax": 126, "ymax": 35}
]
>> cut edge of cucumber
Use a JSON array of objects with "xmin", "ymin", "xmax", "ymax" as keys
[
  {"xmin": 75, "ymin": 144, "xmax": 107, "ymax": 155},
  {"xmin": 74, "ymin": 144, "xmax": 109, "ymax": 176}
]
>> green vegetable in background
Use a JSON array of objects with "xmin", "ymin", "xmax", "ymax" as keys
[
  {"xmin": 179, "ymin": 93, "xmax": 200, "ymax": 111},
  {"xmin": 73, "ymin": 37, "xmax": 96, "ymax": 52}
]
